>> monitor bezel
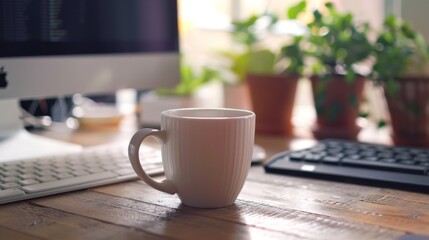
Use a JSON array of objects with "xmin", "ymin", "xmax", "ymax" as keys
[{"xmin": 0, "ymin": 53, "xmax": 180, "ymax": 100}]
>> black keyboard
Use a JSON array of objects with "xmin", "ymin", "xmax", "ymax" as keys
[{"xmin": 264, "ymin": 139, "xmax": 429, "ymax": 193}]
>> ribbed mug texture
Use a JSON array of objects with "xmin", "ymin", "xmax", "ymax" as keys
[{"xmin": 161, "ymin": 109, "xmax": 255, "ymax": 208}]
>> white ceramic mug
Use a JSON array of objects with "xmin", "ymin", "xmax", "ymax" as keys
[{"xmin": 128, "ymin": 108, "xmax": 255, "ymax": 208}]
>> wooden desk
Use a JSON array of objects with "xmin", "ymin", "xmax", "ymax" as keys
[{"xmin": 0, "ymin": 129, "xmax": 428, "ymax": 239}]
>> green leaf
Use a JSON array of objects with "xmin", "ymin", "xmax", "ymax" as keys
[
  {"xmin": 401, "ymin": 23, "xmax": 415, "ymax": 39},
  {"xmin": 231, "ymin": 52, "xmax": 251, "ymax": 83},
  {"xmin": 325, "ymin": 2, "xmax": 334, "ymax": 10},
  {"xmin": 313, "ymin": 10, "xmax": 322, "ymax": 22},
  {"xmin": 415, "ymin": 33, "xmax": 429, "ymax": 59},
  {"xmin": 156, "ymin": 64, "xmax": 219, "ymax": 96},
  {"xmin": 358, "ymin": 112, "xmax": 369, "ymax": 118},
  {"xmin": 315, "ymin": 80, "xmax": 328, "ymax": 95},
  {"xmin": 386, "ymin": 79, "xmax": 399, "ymax": 95},
  {"xmin": 246, "ymin": 49, "xmax": 276, "ymax": 74},
  {"xmin": 287, "ymin": 1, "xmax": 306, "ymax": 19},
  {"xmin": 344, "ymin": 13, "xmax": 353, "ymax": 25},
  {"xmin": 377, "ymin": 120, "xmax": 387, "ymax": 129},
  {"xmin": 232, "ymin": 15, "xmax": 258, "ymax": 29},
  {"xmin": 384, "ymin": 15, "xmax": 396, "ymax": 29},
  {"xmin": 281, "ymin": 36, "xmax": 305, "ymax": 74},
  {"xmin": 345, "ymin": 71, "xmax": 355, "ymax": 84},
  {"xmin": 200, "ymin": 67, "xmax": 219, "ymax": 84},
  {"xmin": 181, "ymin": 65, "xmax": 194, "ymax": 84}
]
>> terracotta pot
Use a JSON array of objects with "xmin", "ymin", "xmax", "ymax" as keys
[
  {"xmin": 310, "ymin": 75, "xmax": 366, "ymax": 140},
  {"xmin": 246, "ymin": 73, "xmax": 298, "ymax": 135},
  {"xmin": 384, "ymin": 77, "xmax": 429, "ymax": 147}
]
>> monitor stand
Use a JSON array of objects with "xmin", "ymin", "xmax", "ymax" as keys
[{"xmin": 0, "ymin": 99, "xmax": 82, "ymax": 163}]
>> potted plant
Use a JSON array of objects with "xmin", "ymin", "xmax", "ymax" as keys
[
  {"xmin": 371, "ymin": 15, "xmax": 429, "ymax": 147},
  {"xmin": 219, "ymin": 13, "xmax": 279, "ymax": 111},
  {"xmin": 291, "ymin": 1, "xmax": 372, "ymax": 139},
  {"xmin": 245, "ymin": 35, "xmax": 304, "ymax": 135},
  {"xmin": 221, "ymin": 13, "xmax": 302, "ymax": 135}
]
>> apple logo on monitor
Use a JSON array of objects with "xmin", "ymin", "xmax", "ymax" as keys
[{"xmin": 0, "ymin": 66, "xmax": 8, "ymax": 88}]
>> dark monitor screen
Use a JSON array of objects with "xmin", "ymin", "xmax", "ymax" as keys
[{"xmin": 0, "ymin": 0, "xmax": 179, "ymax": 57}]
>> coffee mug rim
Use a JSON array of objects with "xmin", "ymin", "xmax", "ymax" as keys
[{"xmin": 162, "ymin": 108, "xmax": 255, "ymax": 120}]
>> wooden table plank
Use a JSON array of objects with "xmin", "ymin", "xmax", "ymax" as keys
[
  {"xmin": 245, "ymin": 168, "xmax": 429, "ymax": 235},
  {"xmin": 31, "ymin": 191, "xmax": 296, "ymax": 240},
  {"xmin": 90, "ymin": 180, "xmax": 404, "ymax": 239},
  {"xmin": 89, "ymin": 166, "xmax": 429, "ymax": 237},
  {"xmin": 0, "ymin": 225, "xmax": 43, "ymax": 240},
  {"xmin": 0, "ymin": 202, "xmax": 163, "ymax": 240}
]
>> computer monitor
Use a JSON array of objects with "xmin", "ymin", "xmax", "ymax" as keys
[{"xmin": 0, "ymin": 0, "xmax": 180, "ymax": 160}]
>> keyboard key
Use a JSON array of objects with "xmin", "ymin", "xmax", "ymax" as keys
[
  {"xmin": 289, "ymin": 152, "xmax": 305, "ymax": 161},
  {"xmin": 54, "ymin": 168, "xmax": 69, "ymax": 174},
  {"xmin": 413, "ymin": 156, "xmax": 429, "ymax": 162},
  {"xmin": 342, "ymin": 159, "xmax": 427, "ymax": 174},
  {"xmin": 18, "ymin": 168, "xmax": 36, "ymax": 174},
  {"xmin": 419, "ymin": 162, "xmax": 429, "ymax": 167},
  {"xmin": 399, "ymin": 160, "xmax": 416, "ymax": 165},
  {"xmin": 377, "ymin": 152, "xmax": 393, "ymax": 158},
  {"xmin": 1, "ymin": 176, "xmax": 19, "ymax": 183},
  {"xmin": 322, "ymin": 156, "xmax": 341, "ymax": 163},
  {"xmin": 1, "ymin": 171, "xmax": 19, "ymax": 177},
  {"xmin": 379, "ymin": 158, "xmax": 397, "ymax": 163},
  {"xmin": 113, "ymin": 168, "xmax": 136, "ymax": 176},
  {"xmin": 0, "ymin": 182, "xmax": 20, "ymax": 189},
  {"xmin": 117, "ymin": 163, "xmax": 132, "ymax": 168},
  {"xmin": 363, "ymin": 157, "xmax": 378, "ymax": 162},
  {"xmin": 101, "ymin": 165, "xmax": 118, "ymax": 171},
  {"xmin": 20, "ymin": 173, "xmax": 38, "ymax": 179},
  {"xmin": 71, "ymin": 170, "xmax": 89, "ymax": 176},
  {"xmin": 87, "ymin": 168, "xmax": 105, "ymax": 174},
  {"xmin": 54, "ymin": 173, "xmax": 74, "ymax": 179},
  {"xmin": 2, "ymin": 165, "xmax": 19, "ymax": 171},
  {"xmin": 35, "ymin": 165, "xmax": 54, "ymax": 171},
  {"xmin": 22, "ymin": 172, "xmax": 117, "ymax": 193},
  {"xmin": 37, "ymin": 176, "xmax": 58, "ymax": 183},
  {"xmin": 19, "ymin": 179, "xmax": 40, "ymax": 186},
  {"xmin": 302, "ymin": 154, "xmax": 321, "ymax": 162},
  {"xmin": 395, "ymin": 154, "xmax": 412, "ymax": 161},
  {"xmin": 344, "ymin": 149, "xmax": 359, "ymax": 155},
  {"xmin": 327, "ymin": 148, "xmax": 343, "ymax": 154},
  {"xmin": 360, "ymin": 150, "xmax": 376, "ymax": 157}
]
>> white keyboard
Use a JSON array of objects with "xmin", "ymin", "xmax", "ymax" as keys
[{"xmin": 0, "ymin": 143, "xmax": 163, "ymax": 204}]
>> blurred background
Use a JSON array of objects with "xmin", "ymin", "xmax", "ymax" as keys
[
  {"xmin": 21, "ymin": 0, "xmax": 429, "ymax": 147},
  {"xmin": 171, "ymin": 0, "xmax": 385, "ymax": 139}
]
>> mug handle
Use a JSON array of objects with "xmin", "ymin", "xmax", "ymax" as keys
[{"xmin": 128, "ymin": 129, "xmax": 177, "ymax": 194}]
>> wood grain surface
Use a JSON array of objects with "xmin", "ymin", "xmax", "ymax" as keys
[{"xmin": 0, "ymin": 132, "xmax": 428, "ymax": 239}]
